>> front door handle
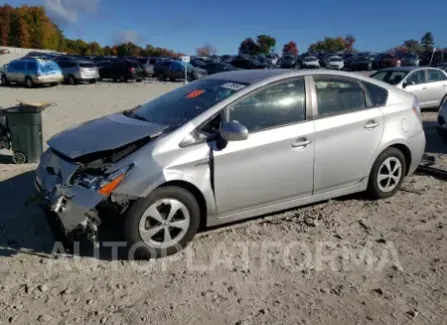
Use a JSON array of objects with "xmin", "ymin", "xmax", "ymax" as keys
[
  {"xmin": 365, "ymin": 121, "xmax": 379, "ymax": 129},
  {"xmin": 292, "ymin": 138, "xmax": 311, "ymax": 148},
  {"xmin": 422, "ymin": 87, "xmax": 427, "ymax": 90}
]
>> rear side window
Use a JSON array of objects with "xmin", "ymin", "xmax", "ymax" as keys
[
  {"xmin": 362, "ymin": 81, "xmax": 388, "ymax": 107},
  {"xmin": 15, "ymin": 61, "xmax": 26, "ymax": 70},
  {"xmin": 428, "ymin": 69, "xmax": 447, "ymax": 82},
  {"xmin": 26, "ymin": 61, "xmax": 37, "ymax": 71},
  {"xmin": 149, "ymin": 58, "xmax": 156, "ymax": 65},
  {"xmin": 314, "ymin": 76, "xmax": 367, "ymax": 116}
]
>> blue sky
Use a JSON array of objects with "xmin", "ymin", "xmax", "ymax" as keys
[{"xmin": 4, "ymin": 0, "xmax": 446, "ymax": 54}]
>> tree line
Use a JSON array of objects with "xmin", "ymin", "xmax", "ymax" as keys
[
  {"xmin": 0, "ymin": 4, "xmax": 183, "ymax": 57},
  {"xmin": 0, "ymin": 5, "xmax": 444, "ymax": 59}
]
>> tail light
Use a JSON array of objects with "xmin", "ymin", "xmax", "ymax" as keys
[{"xmin": 128, "ymin": 67, "xmax": 135, "ymax": 73}]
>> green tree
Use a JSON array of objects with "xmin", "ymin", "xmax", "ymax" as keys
[
  {"xmin": 9, "ymin": 9, "xmax": 31, "ymax": 48},
  {"xmin": 0, "ymin": 5, "xmax": 13, "ymax": 46},
  {"xmin": 256, "ymin": 34, "xmax": 276, "ymax": 54},
  {"xmin": 103, "ymin": 46, "xmax": 112, "ymax": 56},
  {"xmin": 239, "ymin": 38, "xmax": 261, "ymax": 55},
  {"xmin": 403, "ymin": 39, "xmax": 422, "ymax": 54},
  {"xmin": 421, "ymin": 32, "xmax": 434, "ymax": 51},
  {"xmin": 308, "ymin": 36, "xmax": 348, "ymax": 53}
]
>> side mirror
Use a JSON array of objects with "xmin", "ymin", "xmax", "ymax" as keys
[
  {"xmin": 220, "ymin": 121, "xmax": 248, "ymax": 142},
  {"xmin": 402, "ymin": 81, "xmax": 407, "ymax": 89}
]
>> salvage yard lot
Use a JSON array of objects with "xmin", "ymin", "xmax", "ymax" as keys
[{"xmin": 0, "ymin": 81, "xmax": 446, "ymax": 325}]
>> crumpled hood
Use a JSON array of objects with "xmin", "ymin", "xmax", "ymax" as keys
[{"xmin": 47, "ymin": 113, "xmax": 168, "ymax": 159}]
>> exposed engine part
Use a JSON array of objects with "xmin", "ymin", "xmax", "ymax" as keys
[{"xmin": 110, "ymin": 193, "xmax": 136, "ymax": 214}]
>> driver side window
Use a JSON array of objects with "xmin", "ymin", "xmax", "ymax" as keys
[{"xmin": 229, "ymin": 78, "xmax": 306, "ymax": 132}]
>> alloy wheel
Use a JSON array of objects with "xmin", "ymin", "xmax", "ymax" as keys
[
  {"xmin": 377, "ymin": 157, "xmax": 402, "ymax": 192},
  {"xmin": 138, "ymin": 199, "xmax": 190, "ymax": 249}
]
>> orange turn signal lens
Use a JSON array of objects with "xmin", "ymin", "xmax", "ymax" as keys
[{"xmin": 98, "ymin": 174, "xmax": 125, "ymax": 196}]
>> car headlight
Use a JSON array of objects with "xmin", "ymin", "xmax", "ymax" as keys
[{"xmin": 75, "ymin": 164, "xmax": 133, "ymax": 196}]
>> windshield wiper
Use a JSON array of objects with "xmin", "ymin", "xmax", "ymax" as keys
[{"xmin": 123, "ymin": 109, "xmax": 147, "ymax": 122}]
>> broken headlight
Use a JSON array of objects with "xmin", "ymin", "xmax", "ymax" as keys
[{"xmin": 74, "ymin": 164, "xmax": 133, "ymax": 196}]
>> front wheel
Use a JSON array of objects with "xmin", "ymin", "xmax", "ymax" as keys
[
  {"xmin": 25, "ymin": 77, "xmax": 34, "ymax": 88},
  {"xmin": 1, "ymin": 74, "xmax": 9, "ymax": 86},
  {"xmin": 366, "ymin": 148, "xmax": 406, "ymax": 199},
  {"xmin": 124, "ymin": 186, "xmax": 201, "ymax": 259}
]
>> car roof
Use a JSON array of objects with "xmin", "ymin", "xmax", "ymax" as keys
[
  {"xmin": 207, "ymin": 69, "xmax": 371, "ymax": 85},
  {"xmin": 378, "ymin": 66, "xmax": 440, "ymax": 72}
]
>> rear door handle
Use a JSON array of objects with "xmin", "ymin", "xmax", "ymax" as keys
[
  {"xmin": 292, "ymin": 138, "xmax": 311, "ymax": 148},
  {"xmin": 365, "ymin": 121, "xmax": 379, "ymax": 129}
]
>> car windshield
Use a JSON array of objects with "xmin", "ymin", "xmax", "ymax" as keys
[
  {"xmin": 329, "ymin": 57, "xmax": 342, "ymax": 62},
  {"xmin": 130, "ymin": 79, "xmax": 247, "ymax": 127},
  {"xmin": 404, "ymin": 55, "xmax": 418, "ymax": 59},
  {"xmin": 80, "ymin": 62, "xmax": 95, "ymax": 68},
  {"xmin": 370, "ymin": 70, "xmax": 409, "ymax": 85},
  {"xmin": 304, "ymin": 57, "xmax": 316, "ymax": 61}
]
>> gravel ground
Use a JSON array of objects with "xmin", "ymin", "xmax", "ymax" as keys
[{"xmin": 0, "ymin": 81, "xmax": 446, "ymax": 325}]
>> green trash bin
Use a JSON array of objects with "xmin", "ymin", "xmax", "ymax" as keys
[{"xmin": 1, "ymin": 102, "xmax": 49, "ymax": 164}]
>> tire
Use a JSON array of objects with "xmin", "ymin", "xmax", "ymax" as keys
[
  {"xmin": 119, "ymin": 75, "xmax": 127, "ymax": 82},
  {"xmin": 136, "ymin": 79, "xmax": 143, "ymax": 83},
  {"xmin": 1, "ymin": 74, "xmax": 9, "ymax": 86},
  {"xmin": 124, "ymin": 186, "xmax": 201, "ymax": 259},
  {"xmin": 169, "ymin": 77, "xmax": 175, "ymax": 82},
  {"xmin": 366, "ymin": 147, "xmax": 406, "ymax": 199},
  {"xmin": 439, "ymin": 95, "xmax": 447, "ymax": 111},
  {"xmin": 12, "ymin": 151, "xmax": 27, "ymax": 164},
  {"xmin": 67, "ymin": 75, "xmax": 76, "ymax": 85},
  {"xmin": 25, "ymin": 77, "xmax": 34, "ymax": 88},
  {"xmin": 157, "ymin": 73, "xmax": 165, "ymax": 82},
  {"xmin": 89, "ymin": 80, "xmax": 97, "ymax": 84}
]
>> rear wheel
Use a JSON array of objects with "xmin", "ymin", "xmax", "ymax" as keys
[
  {"xmin": 124, "ymin": 186, "xmax": 200, "ymax": 258},
  {"xmin": 136, "ymin": 79, "xmax": 143, "ymax": 83},
  {"xmin": 25, "ymin": 77, "xmax": 34, "ymax": 88},
  {"xmin": 158, "ymin": 73, "xmax": 165, "ymax": 82},
  {"xmin": 366, "ymin": 147, "xmax": 406, "ymax": 199}
]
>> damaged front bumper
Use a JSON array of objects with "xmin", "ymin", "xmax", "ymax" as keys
[{"xmin": 28, "ymin": 149, "xmax": 106, "ymax": 239}]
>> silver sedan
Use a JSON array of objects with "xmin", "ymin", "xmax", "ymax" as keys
[
  {"xmin": 33, "ymin": 69, "xmax": 425, "ymax": 258},
  {"xmin": 370, "ymin": 67, "xmax": 447, "ymax": 109}
]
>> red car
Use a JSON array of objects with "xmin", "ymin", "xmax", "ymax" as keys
[{"xmin": 375, "ymin": 53, "xmax": 401, "ymax": 69}]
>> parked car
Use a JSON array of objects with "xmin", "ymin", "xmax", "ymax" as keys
[
  {"xmin": 280, "ymin": 55, "xmax": 297, "ymax": 69},
  {"xmin": 325, "ymin": 56, "xmax": 344, "ymax": 70},
  {"xmin": 56, "ymin": 60, "xmax": 99, "ymax": 85},
  {"xmin": 301, "ymin": 56, "xmax": 320, "ymax": 69},
  {"xmin": 98, "ymin": 59, "xmax": 145, "ymax": 82},
  {"xmin": 0, "ymin": 49, "xmax": 10, "ymax": 54},
  {"xmin": 231, "ymin": 57, "xmax": 267, "ymax": 69},
  {"xmin": 137, "ymin": 57, "xmax": 156, "ymax": 77},
  {"xmin": 370, "ymin": 67, "xmax": 447, "ymax": 109},
  {"xmin": 373, "ymin": 53, "xmax": 401, "ymax": 69},
  {"xmin": 437, "ymin": 96, "xmax": 447, "ymax": 141},
  {"xmin": 202, "ymin": 62, "xmax": 240, "ymax": 75},
  {"xmin": 32, "ymin": 69, "xmax": 425, "ymax": 258},
  {"xmin": 154, "ymin": 60, "xmax": 207, "ymax": 81},
  {"xmin": 347, "ymin": 55, "xmax": 373, "ymax": 71},
  {"xmin": 190, "ymin": 58, "xmax": 207, "ymax": 68},
  {"xmin": 0, "ymin": 58, "xmax": 63, "ymax": 88},
  {"xmin": 400, "ymin": 54, "xmax": 419, "ymax": 67},
  {"xmin": 433, "ymin": 63, "xmax": 447, "ymax": 72}
]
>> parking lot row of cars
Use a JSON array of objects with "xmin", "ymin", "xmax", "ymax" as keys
[{"xmin": 1, "ymin": 50, "xmax": 447, "ymax": 88}]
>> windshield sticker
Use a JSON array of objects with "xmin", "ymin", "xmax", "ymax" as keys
[
  {"xmin": 221, "ymin": 82, "xmax": 246, "ymax": 91},
  {"xmin": 186, "ymin": 89, "xmax": 205, "ymax": 99}
]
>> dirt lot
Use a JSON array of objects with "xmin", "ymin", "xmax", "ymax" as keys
[{"xmin": 0, "ymin": 82, "xmax": 446, "ymax": 325}]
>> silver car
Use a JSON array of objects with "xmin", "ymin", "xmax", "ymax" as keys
[
  {"xmin": 370, "ymin": 67, "xmax": 447, "ymax": 110},
  {"xmin": 32, "ymin": 70, "xmax": 425, "ymax": 258},
  {"xmin": 56, "ymin": 60, "xmax": 100, "ymax": 85}
]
